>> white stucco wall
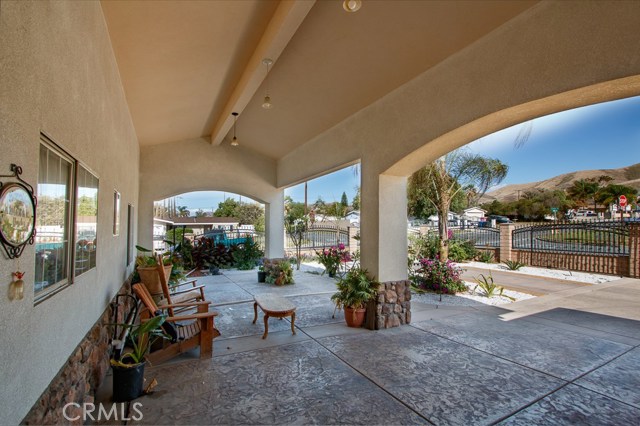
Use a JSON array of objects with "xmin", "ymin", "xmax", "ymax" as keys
[{"xmin": 0, "ymin": 2, "xmax": 139, "ymax": 423}]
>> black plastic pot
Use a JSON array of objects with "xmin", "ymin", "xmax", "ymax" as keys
[
  {"xmin": 112, "ymin": 362, "xmax": 145, "ymax": 402},
  {"xmin": 257, "ymin": 271, "xmax": 266, "ymax": 283}
]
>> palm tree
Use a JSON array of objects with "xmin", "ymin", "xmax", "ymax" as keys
[
  {"xmin": 595, "ymin": 184, "xmax": 637, "ymax": 211},
  {"xmin": 567, "ymin": 179, "xmax": 599, "ymax": 208},
  {"xmin": 177, "ymin": 206, "xmax": 190, "ymax": 217},
  {"xmin": 411, "ymin": 150, "xmax": 508, "ymax": 260}
]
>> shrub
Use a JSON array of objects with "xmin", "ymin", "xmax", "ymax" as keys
[
  {"xmin": 448, "ymin": 239, "xmax": 477, "ymax": 262},
  {"xmin": 412, "ymin": 258, "xmax": 466, "ymax": 295},
  {"xmin": 476, "ymin": 251, "xmax": 495, "ymax": 263},
  {"xmin": 503, "ymin": 260, "xmax": 526, "ymax": 271},
  {"xmin": 232, "ymin": 238, "xmax": 264, "ymax": 270},
  {"xmin": 408, "ymin": 233, "xmax": 439, "ymax": 267}
]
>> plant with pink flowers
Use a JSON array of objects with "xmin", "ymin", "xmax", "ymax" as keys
[
  {"xmin": 413, "ymin": 257, "xmax": 466, "ymax": 295},
  {"xmin": 316, "ymin": 243, "xmax": 351, "ymax": 277}
]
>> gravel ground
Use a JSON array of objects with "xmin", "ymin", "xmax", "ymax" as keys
[
  {"xmin": 412, "ymin": 282, "xmax": 535, "ymax": 307},
  {"xmin": 456, "ymin": 261, "xmax": 621, "ymax": 284},
  {"xmin": 301, "ymin": 260, "xmax": 535, "ymax": 307}
]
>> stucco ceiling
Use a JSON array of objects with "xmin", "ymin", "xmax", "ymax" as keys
[{"xmin": 101, "ymin": 0, "xmax": 536, "ymax": 160}]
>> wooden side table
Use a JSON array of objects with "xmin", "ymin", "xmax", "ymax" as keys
[{"xmin": 253, "ymin": 294, "xmax": 297, "ymax": 339}]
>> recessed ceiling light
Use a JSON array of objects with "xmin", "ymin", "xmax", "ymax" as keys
[{"xmin": 343, "ymin": 0, "xmax": 362, "ymax": 13}]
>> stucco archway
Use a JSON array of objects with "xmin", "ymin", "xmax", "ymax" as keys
[{"xmin": 139, "ymin": 137, "xmax": 285, "ymax": 258}]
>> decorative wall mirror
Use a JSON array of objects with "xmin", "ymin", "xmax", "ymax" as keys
[{"xmin": 0, "ymin": 164, "xmax": 37, "ymax": 259}]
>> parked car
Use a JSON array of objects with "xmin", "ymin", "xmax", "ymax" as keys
[{"xmin": 199, "ymin": 229, "xmax": 251, "ymax": 247}]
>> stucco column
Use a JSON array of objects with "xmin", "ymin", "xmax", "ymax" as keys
[
  {"xmin": 264, "ymin": 189, "xmax": 285, "ymax": 259},
  {"xmin": 360, "ymin": 169, "xmax": 408, "ymax": 282}
]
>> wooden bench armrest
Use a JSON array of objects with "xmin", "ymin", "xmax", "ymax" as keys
[
  {"xmin": 171, "ymin": 279, "xmax": 199, "ymax": 289},
  {"xmin": 170, "ymin": 285, "xmax": 205, "ymax": 296},
  {"xmin": 158, "ymin": 300, "xmax": 211, "ymax": 310},
  {"xmin": 166, "ymin": 311, "xmax": 219, "ymax": 322}
]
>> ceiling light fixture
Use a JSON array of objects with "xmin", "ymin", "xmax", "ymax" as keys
[
  {"xmin": 343, "ymin": 0, "xmax": 362, "ymax": 13},
  {"xmin": 231, "ymin": 112, "xmax": 239, "ymax": 146},
  {"xmin": 262, "ymin": 58, "xmax": 273, "ymax": 109}
]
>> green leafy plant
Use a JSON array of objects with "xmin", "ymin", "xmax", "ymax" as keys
[
  {"xmin": 232, "ymin": 238, "xmax": 264, "ymax": 270},
  {"xmin": 408, "ymin": 233, "xmax": 440, "ymax": 267},
  {"xmin": 110, "ymin": 315, "xmax": 169, "ymax": 368},
  {"xmin": 448, "ymin": 239, "xmax": 477, "ymax": 262},
  {"xmin": 264, "ymin": 259, "xmax": 294, "ymax": 285},
  {"xmin": 331, "ymin": 267, "xmax": 379, "ymax": 310},
  {"xmin": 472, "ymin": 273, "xmax": 515, "ymax": 301},
  {"xmin": 503, "ymin": 260, "xmax": 526, "ymax": 271},
  {"xmin": 476, "ymin": 251, "xmax": 495, "ymax": 263}
]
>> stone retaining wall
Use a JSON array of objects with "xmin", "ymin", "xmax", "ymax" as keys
[
  {"xmin": 373, "ymin": 280, "xmax": 411, "ymax": 329},
  {"xmin": 22, "ymin": 280, "xmax": 134, "ymax": 424}
]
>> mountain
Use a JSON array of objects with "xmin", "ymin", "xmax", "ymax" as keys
[{"xmin": 482, "ymin": 163, "xmax": 640, "ymax": 203}]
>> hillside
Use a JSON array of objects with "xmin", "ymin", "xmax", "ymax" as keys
[{"xmin": 482, "ymin": 163, "xmax": 640, "ymax": 203}]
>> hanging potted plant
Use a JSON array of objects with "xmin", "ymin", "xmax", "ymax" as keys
[
  {"xmin": 331, "ymin": 267, "xmax": 379, "ymax": 327},
  {"xmin": 110, "ymin": 315, "xmax": 168, "ymax": 402}
]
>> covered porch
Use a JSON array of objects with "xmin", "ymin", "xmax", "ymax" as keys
[{"xmin": 2, "ymin": 1, "xmax": 640, "ymax": 424}]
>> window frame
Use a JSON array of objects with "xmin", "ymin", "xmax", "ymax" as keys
[
  {"xmin": 74, "ymin": 163, "xmax": 99, "ymax": 279},
  {"xmin": 35, "ymin": 134, "xmax": 100, "ymax": 304}
]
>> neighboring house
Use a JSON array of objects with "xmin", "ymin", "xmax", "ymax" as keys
[
  {"xmin": 346, "ymin": 210, "xmax": 360, "ymax": 227},
  {"xmin": 152, "ymin": 218, "xmax": 173, "ymax": 252},
  {"xmin": 427, "ymin": 212, "xmax": 461, "ymax": 225},
  {"xmin": 462, "ymin": 207, "xmax": 487, "ymax": 222}
]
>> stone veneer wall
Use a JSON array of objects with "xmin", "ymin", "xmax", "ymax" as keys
[
  {"xmin": 22, "ymin": 280, "xmax": 134, "ymax": 425},
  {"xmin": 373, "ymin": 280, "xmax": 412, "ymax": 329}
]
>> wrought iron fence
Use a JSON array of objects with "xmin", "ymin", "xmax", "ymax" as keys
[
  {"xmin": 285, "ymin": 224, "xmax": 349, "ymax": 250},
  {"xmin": 512, "ymin": 220, "xmax": 630, "ymax": 255},
  {"xmin": 451, "ymin": 227, "xmax": 500, "ymax": 248},
  {"xmin": 414, "ymin": 225, "xmax": 500, "ymax": 248}
]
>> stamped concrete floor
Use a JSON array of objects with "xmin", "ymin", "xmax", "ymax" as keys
[{"xmin": 122, "ymin": 269, "xmax": 640, "ymax": 425}]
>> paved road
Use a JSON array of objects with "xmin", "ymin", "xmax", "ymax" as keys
[{"xmin": 460, "ymin": 265, "xmax": 591, "ymax": 296}]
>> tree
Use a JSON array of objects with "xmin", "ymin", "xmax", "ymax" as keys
[
  {"xmin": 352, "ymin": 186, "xmax": 360, "ymax": 210},
  {"xmin": 595, "ymin": 184, "xmax": 637, "ymax": 210},
  {"xmin": 284, "ymin": 198, "xmax": 308, "ymax": 270},
  {"xmin": 177, "ymin": 205, "xmax": 190, "ymax": 217},
  {"xmin": 411, "ymin": 151, "xmax": 508, "ymax": 260},
  {"xmin": 340, "ymin": 192, "xmax": 349, "ymax": 207},
  {"xmin": 195, "ymin": 209, "xmax": 208, "ymax": 218},
  {"xmin": 214, "ymin": 198, "xmax": 239, "ymax": 217}
]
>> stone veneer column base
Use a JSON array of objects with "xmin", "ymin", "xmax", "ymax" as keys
[
  {"xmin": 368, "ymin": 280, "xmax": 412, "ymax": 330},
  {"xmin": 22, "ymin": 279, "xmax": 135, "ymax": 425}
]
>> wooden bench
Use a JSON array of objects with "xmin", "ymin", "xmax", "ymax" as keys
[{"xmin": 252, "ymin": 294, "xmax": 297, "ymax": 339}]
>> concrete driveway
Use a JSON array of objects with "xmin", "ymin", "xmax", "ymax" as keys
[{"xmin": 120, "ymin": 269, "xmax": 640, "ymax": 425}]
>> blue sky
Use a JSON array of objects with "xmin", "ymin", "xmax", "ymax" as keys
[{"xmin": 162, "ymin": 96, "xmax": 640, "ymax": 211}]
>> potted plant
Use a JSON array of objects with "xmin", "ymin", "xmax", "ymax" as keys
[
  {"xmin": 264, "ymin": 259, "xmax": 294, "ymax": 285},
  {"xmin": 110, "ymin": 315, "xmax": 168, "ymax": 402},
  {"xmin": 331, "ymin": 267, "xmax": 379, "ymax": 327},
  {"xmin": 316, "ymin": 244, "xmax": 351, "ymax": 277},
  {"xmin": 257, "ymin": 259, "xmax": 266, "ymax": 283},
  {"xmin": 134, "ymin": 246, "xmax": 172, "ymax": 295}
]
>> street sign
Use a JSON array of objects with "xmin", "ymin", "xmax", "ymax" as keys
[
  {"xmin": 550, "ymin": 207, "xmax": 559, "ymax": 213},
  {"xmin": 619, "ymin": 195, "xmax": 627, "ymax": 207}
]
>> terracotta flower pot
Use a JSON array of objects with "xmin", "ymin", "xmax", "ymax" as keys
[
  {"xmin": 137, "ymin": 265, "xmax": 172, "ymax": 295},
  {"xmin": 344, "ymin": 306, "xmax": 366, "ymax": 328}
]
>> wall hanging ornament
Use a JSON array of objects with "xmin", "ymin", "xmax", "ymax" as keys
[
  {"xmin": 0, "ymin": 164, "xmax": 37, "ymax": 259},
  {"xmin": 9, "ymin": 271, "xmax": 24, "ymax": 300}
]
